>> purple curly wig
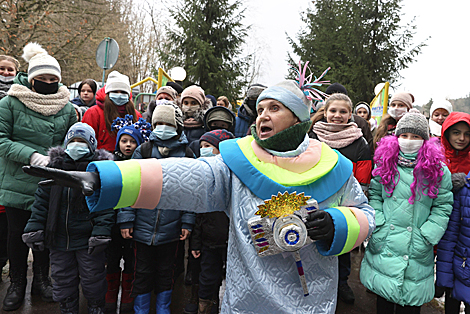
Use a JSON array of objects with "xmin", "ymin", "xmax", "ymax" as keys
[{"xmin": 372, "ymin": 135, "xmax": 445, "ymax": 204}]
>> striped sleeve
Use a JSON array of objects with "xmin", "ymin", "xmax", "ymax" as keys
[
  {"xmin": 86, "ymin": 159, "xmax": 163, "ymax": 212},
  {"xmin": 316, "ymin": 206, "xmax": 370, "ymax": 256}
]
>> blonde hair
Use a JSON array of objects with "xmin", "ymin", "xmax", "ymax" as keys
[
  {"xmin": 324, "ymin": 93, "xmax": 353, "ymax": 112},
  {"xmin": 0, "ymin": 55, "xmax": 20, "ymax": 72},
  {"xmin": 217, "ymin": 96, "xmax": 229, "ymax": 107}
]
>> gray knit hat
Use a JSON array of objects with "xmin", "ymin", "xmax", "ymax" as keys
[
  {"xmin": 256, "ymin": 80, "xmax": 312, "ymax": 122},
  {"xmin": 22, "ymin": 43, "xmax": 61, "ymax": 82},
  {"xmin": 64, "ymin": 122, "xmax": 97, "ymax": 153},
  {"xmin": 395, "ymin": 109, "xmax": 429, "ymax": 140},
  {"xmin": 152, "ymin": 102, "xmax": 183, "ymax": 131},
  {"xmin": 105, "ymin": 71, "xmax": 131, "ymax": 95}
]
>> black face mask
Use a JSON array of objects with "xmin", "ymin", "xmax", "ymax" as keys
[{"xmin": 33, "ymin": 79, "xmax": 59, "ymax": 95}]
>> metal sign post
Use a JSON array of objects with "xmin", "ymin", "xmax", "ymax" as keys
[{"xmin": 96, "ymin": 38, "xmax": 119, "ymax": 87}]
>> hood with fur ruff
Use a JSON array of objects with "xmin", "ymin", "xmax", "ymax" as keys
[{"xmin": 48, "ymin": 146, "xmax": 113, "ymax": 167}]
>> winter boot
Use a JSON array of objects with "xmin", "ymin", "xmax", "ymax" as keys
[
  {"xmin": 183, "ymin": 284, "xmax": 199, "ymax": 314},
  {"xmin": 198, "ymin": 298, "xmax": 213, "ymax": 314},
  {"xmin": 32, "ymin": 265, "xmax": 54, "ymax": 302},
  {"xmin": 133, "ymin": 293, "xmax": 151, "ymax": 314},
  {"xmin": 119, "ymin": 272, "xmax": 134, "ymax": 313},
  {"xmin": 88, "ymin": 298, "xmax": 105, "ymax": 314},
  {"xmin": 59, "ymin": 295, "xmax": 79, "ymax": 314},
  {"xmin": 104, "ymin": 270, "xmax": 121, "ymax": 313},
  {"xmin": 2, "ymin": 268, "xmax": 27, "ymax": 311},
  {"xmin": 155, "ymin": 290, "xmax": 172, "ymax": 314}
]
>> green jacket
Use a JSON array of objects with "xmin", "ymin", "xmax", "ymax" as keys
[
  {"xmin": 0, "ymin": 72, "xmax": 77, "ymax": 211},
  {"xmin": 360, "ymin": 157, "xmax": 453, "ymax": 306}
]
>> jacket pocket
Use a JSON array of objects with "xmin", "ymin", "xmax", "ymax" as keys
[
  {"xmin": 453, "ymin": 248, "xmax": 470, "ymax": 282},
  {"xmin": 368, "ymin": 224, "xmax": 390, "ymax": 254}
]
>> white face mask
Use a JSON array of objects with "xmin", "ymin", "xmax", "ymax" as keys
[
  {"xmin": 388, "ymin": 107, "xmax": 407, "ymax": 120},
  {"xmin": 398, "ymin": 138, "xmax": 424, "ymax": 154},
  {"xmin": 0, "ymin": 75, "xmax": 15, "ymax": 84}
]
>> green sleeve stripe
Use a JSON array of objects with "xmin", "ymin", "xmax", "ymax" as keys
[
  {"xmin": 336, "ymin": 206, "xmax": 361, "ymax": 255},
  {"xmin": 115, "ymin": 160, "xmax": 142, "ymax": 209}
]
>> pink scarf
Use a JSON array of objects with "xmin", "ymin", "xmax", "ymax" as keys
[{"xmin": 313, "ymin": 121, "xmax": 363, "ymax": 149}]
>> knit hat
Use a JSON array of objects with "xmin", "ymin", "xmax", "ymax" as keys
[
  {"xmin": 166, "ymin": 81, "xmax": 184, "ymax": 94},
  {"xmin": 64, "ymin": 122, "xmax": 97, "ymax": 154},
  {"xmin": 395, "ymin": 109, "xmax": 429, "ymax": 140},
  {"xmin": 430, "ymin": 100, "xmax": 453, "ymax": 116},
  {"xmin": 181, "ymin": 85, "xmax": 205, "ymax": 106},
  {"xmin": 152, "ymin": 102, "xmax": 184, "ymax": 131},
  {"xmin": 256, "ymin": 80, "xmax": 311, "ymax": 122},
  {"xmin": 112, "ymin": 115, "xmax": 152, "ymax": 152},
  {"xmin": 355, "ymin": 102, "xmax": 370, "ymax": 115},
  {"xmin": 156, "ymin": 86, "xmax": 177, "ymax": 101},
  {"xmin": 390, "ymin": 92, "xmax": 414, "ymax": 109},
  {"xmin": 325, "ymin": 83, "xmax": 348, "ymax": 95},
  {"xmin": 22, "ymin": 43, "xmax": 61, "ymax": 82},
  {"xmin": 105, "ymin": 71, "xmax": 131, "ymax": 95},
  {"xmin": 200, "ymin": 129, "xmax": 234, "ymax": 150}
]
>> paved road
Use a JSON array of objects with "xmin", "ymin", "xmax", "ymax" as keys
[{"xmin": 0, "ymin": 248, "xmax": 444, "ymax": 313}]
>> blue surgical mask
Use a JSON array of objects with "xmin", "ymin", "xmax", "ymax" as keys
[
  {"xmin": 109, "ymin": 93, "xmax": 129, "ymax": 106},
  {"xmin": 153, "ymin": 125, "xmax": 178, "ymax": 140},
  {"xmin": 65, "ymin": 142, "xmax": 90, "ymax": 160},
  {"xmin": 200, "ymin": 147, "xmax": 215, "ymax": 157}
]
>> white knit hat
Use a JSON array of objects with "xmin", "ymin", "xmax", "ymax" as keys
[
  {"xmin": 430, "ymin": 100, "xmax": 453, "ymax": 116},
  {"xmin": 22, "ymin": 43, "xmax": 61, "ymax": 82},
  {"xmin": 105, "ymin": 71, "xmax": 131, "ymax": 95}
]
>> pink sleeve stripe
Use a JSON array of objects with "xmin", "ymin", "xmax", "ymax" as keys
[
  {"xmin": 349, "ymin": 207, "xmax": 370, "ymax": 250},
  {"xmin": 131, "ymin": 159, "xmax": 163, "ymax": 209}
]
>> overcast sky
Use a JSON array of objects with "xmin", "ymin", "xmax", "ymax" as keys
[{"xmin": 246, "ymin": 0, "xmax": 470, "ymax": 107}]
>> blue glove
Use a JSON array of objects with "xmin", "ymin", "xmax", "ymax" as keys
[
  {"xmin": 22, "ymin": 230, "xmax": 45, "ymax": 251},
  {"xmin": 88, "ymin": 236, "xmax": 111, "ymax": 256}
]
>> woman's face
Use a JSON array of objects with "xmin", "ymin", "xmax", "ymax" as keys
[
  {"xmin": 431, "ymin": 108, "xmax": 449, "ymax": 126},
  {"xmin": 448, "ymin": 122, "xmax": 470, "ymax": 151},
  {"xmin": 325, "ymin": 100, "xmax": 352, "ymax": 124},
  {"xmin": 0, "ymin": 60, "xmax": 17, "ymax": 77},
  {"xmin": 33, "ymin": 74, "xmax": 59, "ymax": 84},
  {"xmin": 80, "ymin": 84, "xmax": 94, "ymax": 103},
  {"xmin": 217, "ymin": 100, "xmax": 227, "ymax": 107},
  {"xmin": 356, "ymin": 108, "xmax": 368, "ymax": 120},
  {"xmin": 255, "ymin": 99, "xmax": 298, "ymax": 140}
]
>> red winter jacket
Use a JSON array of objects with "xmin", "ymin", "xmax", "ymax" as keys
[
  {"xmin": 82, "ymin": 101, "xmax": 142, "ymax": 152},
  {"xmin": 441, "ymin": 112, "xmax": 470, "ymax": 175}
]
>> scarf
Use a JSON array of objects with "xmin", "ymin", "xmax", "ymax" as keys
[
  {"xmin": 184, "ymin": 117, "xmax": 204, "ymax": 129},
  {"xmin": 313, "ymin": 121, "xmax": 363, "ymax": 149},
  {"xmin": 429, "ymin": 119, "xmax": 442, "ymax": 137},
  {"xmin": 8, "ymin": 84, "xmax": 70, "ymax": 116},
  {"xmin": 250, "ymin": 120, "xmax": 312, "ymax": 152}
]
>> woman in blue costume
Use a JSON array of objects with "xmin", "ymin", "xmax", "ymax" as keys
[{"xmin": 24, "ymin": 64, "xmax": 375, "ymax": 314}]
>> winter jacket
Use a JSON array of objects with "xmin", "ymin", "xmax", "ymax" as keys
[
  {"xmin": 437, "ymin": 172, "xmax": 470, "ymax": 303},
  {"xmin": 360, "ymin": 153, "xmax": 453, "ymax": 306},
  {"xmin": 310, "ymin": 127, "xmax": 372, "ymax": 188},
  {"xmin": 441, "ymin": 112, "xmax": 470, "ymax": 175},
  {"xmin": 24, "ymin": 147, "xmax": 114, "ymax": 251},
  {"xmin": 118, "ymin": 131, "xmax": 195, "ymax": 246},
  {"xmin": 81, "ymin": 102, "xmax": 142, "ymax": 152},
  {"xmin": 87, "ymin": 136, "xmax": 375, "ymax": 314},
  {"xmin": 191, "ymin": 211, "xmax": 229, "ymax": 250},
  {"xmin": 234, "ymin": 104, "xmax": 255, "ymax": 138},
  {"xmin": 0, "ymin": 72, "xmax": 77, "ymax": 211}
]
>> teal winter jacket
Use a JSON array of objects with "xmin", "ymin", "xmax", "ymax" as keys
[
  {"xmin": 0, "ymin": 72, "xmax": 77, "ymax": 211},
  {"xmin": 360, "ymin": 157, "xmax": 453, "ymax": 306}
]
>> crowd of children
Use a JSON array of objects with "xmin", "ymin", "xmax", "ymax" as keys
[{"xmin": 1, "ymin": 41, "xmax": 470, "ymax": 314}]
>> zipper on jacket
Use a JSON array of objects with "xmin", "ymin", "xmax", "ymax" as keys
[
  {"xmin": 66, "ymin": 188, "xmax": 70, "ymax": 250},
  {"xmin": 455, "ymin": 252, "xmax": 467, "ymax": 267},
  {"xmin": 151, "ymin": 209, "xmax": 162, "ymax": 245}
]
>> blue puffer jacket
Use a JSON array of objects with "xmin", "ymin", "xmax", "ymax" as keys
[
  {"xmin": 234, "ymin": 105, "xmax": 255, "ymax": 138},
  {"xmin": 117, "ymin": 131, "xmax": 195, "ymax": 245},
  {"xmin": 437, "ymin": 172, "xmax": 470, "ymax": 303}
]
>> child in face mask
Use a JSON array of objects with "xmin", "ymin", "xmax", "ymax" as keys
[
  {"xmin": 360, "ymin": 109, "xmax": 453, "ymax": 313},
  {"xmin": 180, "ymin": 85, "xmax": 212, "ymax": 145},
  {"xmin": 0, "ymin": 55, "xmax": 20, "ymax": 100},
  {"xmin": 199, "ymin": 129, "xmax": 234, "ymax": 158},
  {"xmin": 23, "ymin": 122, "xmax": 115, "ymax": 314},
  {"xmin": 373, "ymin": 92, "xmax": 414, "ymax": 149},
  {"xmin": 429, "ymin": 100, "xmax": 453, "ymax": 139}
]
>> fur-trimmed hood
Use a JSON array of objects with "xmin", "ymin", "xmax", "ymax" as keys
[{"xmin": 48, "ymin": 146, "xmax": 113, "ymax": 168}]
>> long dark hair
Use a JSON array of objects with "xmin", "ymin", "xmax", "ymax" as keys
[
  {"xmin": 373, "ymin": 114, "xmax": 397, "ymax": 149},
  {"xmin": 104, "ymin": 95, "xmax": 137, "ymax": 133},
  {"xmin": 78, "ymin": 79, "xmax": 97, "ymax": 95}
]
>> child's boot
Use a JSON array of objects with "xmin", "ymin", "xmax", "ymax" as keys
[
  {"xmin": 120, "ymin": 272, "xmax": 134, "ymax": 312},
  {"xmin": 88, "ymin": 298, "xmax": 105, "ymax": 314},
  {"xmin": 104, "ymin": 270, "xmax": 121, "ymax": 313},
  {"xmin": 59, "ymin": 295, "xmax": 79, "ymax": 314},
  {"xmin": 31, "ymin": 265, "xmax": 54, "ymax": 302},
  {"xmin": 155, "ymin": 290, "xmax": 172, "ymax": 314},
  {"xmin": 198, "ymin": 298, "xmax": 213, "ymax": 314},
  {"xmin": 183, "ymin": 284, "xmax": 199, "ymax": 314},
  {"xmin": 133, "ymin": 293, "xmax": 151, "ymax": 314}
]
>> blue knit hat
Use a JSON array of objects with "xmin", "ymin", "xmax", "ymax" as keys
[
  {"xmin": 112, "ymin": 115, "xmax": 152, "ymax": 152},
  {"xmin": 64, "ymin": 122, "xmax": 97, "ymax": 154}
]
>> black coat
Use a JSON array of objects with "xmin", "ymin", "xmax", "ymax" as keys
[
  {"xmin": 24, "ymin": 147, "xmax": 115, "ymax": 251},
  {"xmin": 190, "ymin": 211, "xmax": 229, "ymax": 250}
]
